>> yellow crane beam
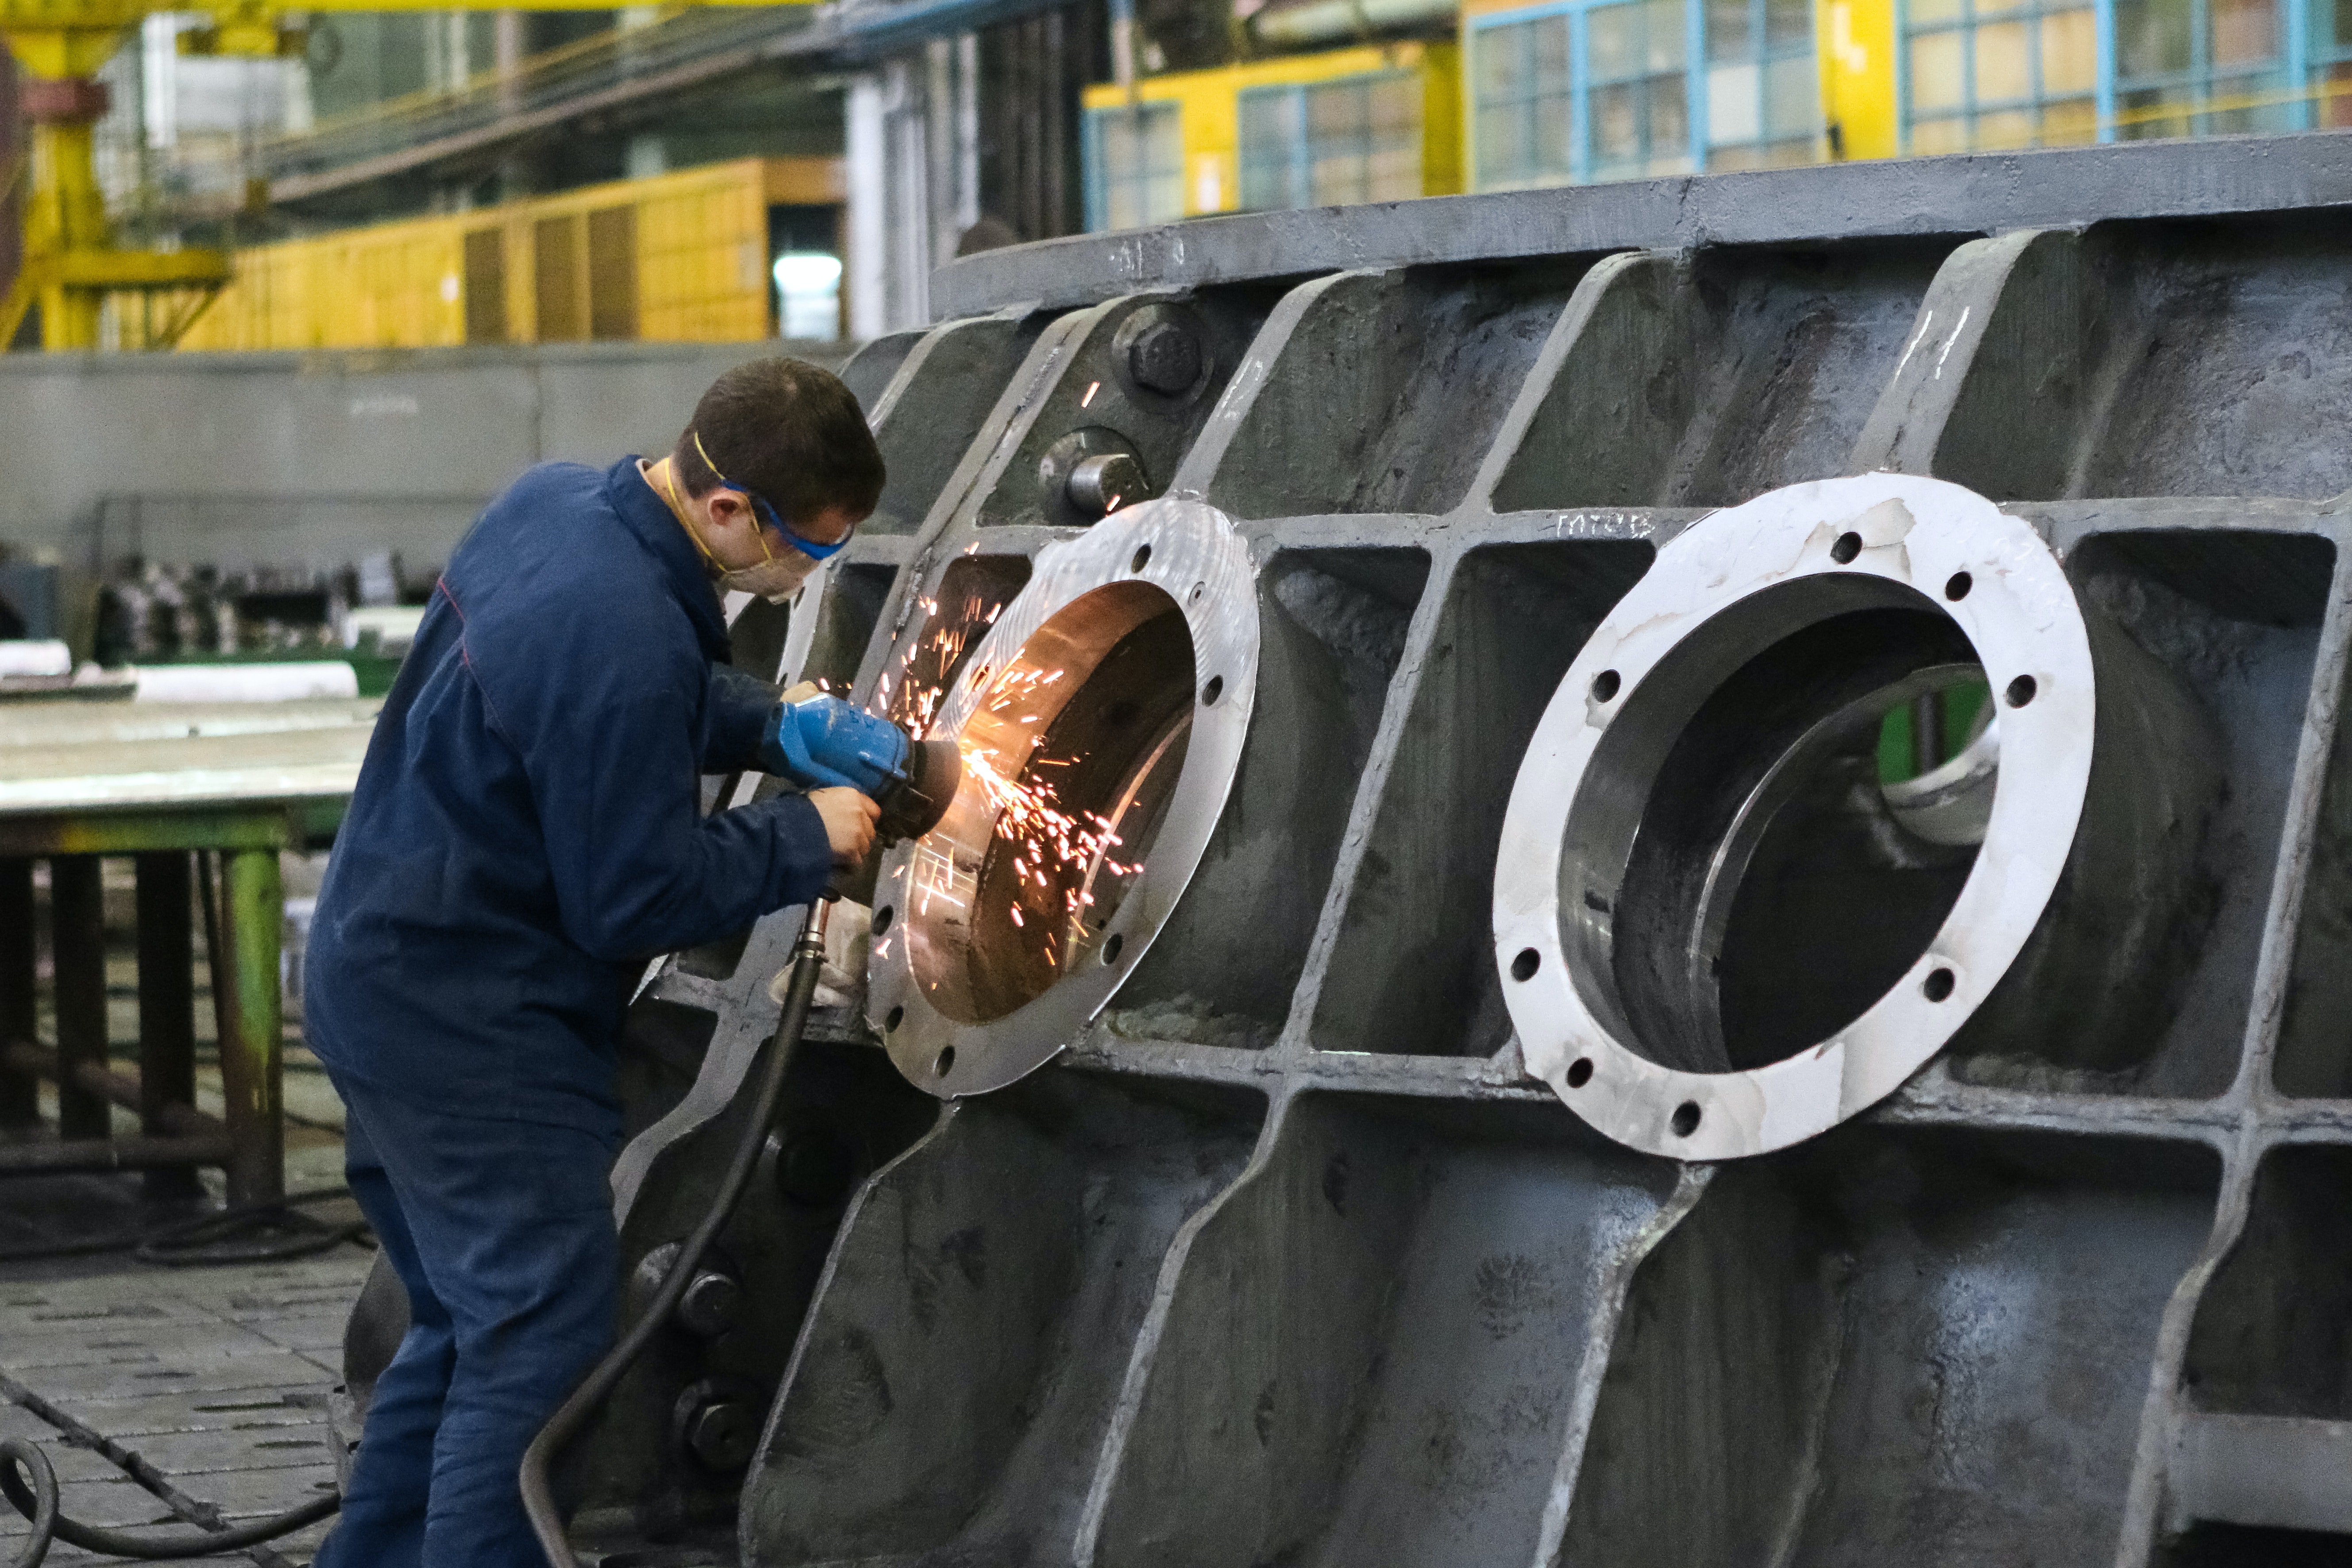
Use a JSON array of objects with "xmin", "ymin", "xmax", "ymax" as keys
[{"xmin": 0, "ymin": 0, "xmax": 807, "ymax": 350}]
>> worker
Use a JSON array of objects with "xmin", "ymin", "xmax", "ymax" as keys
[{"xmin": 301, "ymin": 357, "xmax": 885, "ymax": 1568}]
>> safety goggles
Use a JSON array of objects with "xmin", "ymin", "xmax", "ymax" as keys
[{"xmin": 691, "ymin": 430, "xmax": 852, "ymax": 561}]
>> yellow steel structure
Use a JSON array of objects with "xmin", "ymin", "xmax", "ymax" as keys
[
  {"xmin": 1080, "ymin": 42, "xmax": 1462, "ymax": 219},
  {"xmin": 177, "ymin": 156, "xmax": 843, "ymax": 349},
  {"xmin": 0, "ymin": 0, "xmax": 808, "ymax": 352}
]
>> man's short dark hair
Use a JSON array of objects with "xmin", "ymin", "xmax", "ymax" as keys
[{"xmin": 675, "ymin": 357, "xmax": 886, "ymax": 524}]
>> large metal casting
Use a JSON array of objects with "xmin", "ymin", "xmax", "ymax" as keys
[{"xmin": 334, "ymin": 137, "xmax": 2352, "ymax": 1568}]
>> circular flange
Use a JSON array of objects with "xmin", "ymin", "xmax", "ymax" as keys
[
  {"xmin": 1492, "ymin": 474, "xmax": 2096, "ymax": 1160},
  {"xmin": 867, "ymin": 498, "xmax": 1257, "ymax": 1098}
]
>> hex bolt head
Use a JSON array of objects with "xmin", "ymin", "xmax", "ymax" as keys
[
  {"xmin": 1126, "ymin": 319, "xmax": 1202, "ymax": 395},
  {"xmin": 675, "ymin": 1268, "xmax": 744, "ymax": 1338},
  {"xmin": 1067, "ymin": 452, "xmax": 1148, "ymax": 519},
  {"xmin": 684, "ymin": 1398, "xmax": 760, "ymax": 1470}
]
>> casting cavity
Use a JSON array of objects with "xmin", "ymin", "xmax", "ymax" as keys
[
  {"xmin": 865, "ymin": 498, "xmax": 1258, "ymax": 1098},
  {"xmin": 1493, "ymin": 474, "xmax": 2221, "ymax": 1160}
]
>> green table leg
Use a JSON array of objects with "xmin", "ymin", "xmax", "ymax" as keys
[
  {"xmin": 0, "ymin": 859, "xmax": 34, "ymax": 1127},
  {"xmin": 50, "ymin": 856, "xmax": 109, "ymax": 1141},
  {"xmin": 135, "ymin": 852, "xmax": 202, "ymax": 1201},
  {"xmin": 216, "ymin": 848, "xmax": 284, "ymax": 1205}
]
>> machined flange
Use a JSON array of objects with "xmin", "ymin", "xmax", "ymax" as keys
[
  {"xmin": 866, "ymin": 499, "xmax": 1258, "ymax": 1097},
  {"xmin": 1493, "ymin": 473, "xmax": 2217, "ymax": 1160}
]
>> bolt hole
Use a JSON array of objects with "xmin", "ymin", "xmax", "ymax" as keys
[
  {"xmin": 1944, "ymin": 571, "xmax": 1972, "ymax": 601},
  {"xmin": 884, "ymin": 1006, "xmax": 904, "ymax": 1032},
  {"xmin": 1189, "ymin": 581, "xmax": 1205, "ymax": 604},
  {"xmin": 2005, "ymin": 674, "xmax": 2037, "ymax": 708},
  {"xmin": 1130, "ymin": 544, "xmax": 1153, "ymax": 574},
  {"xmin": 1566, "ymin": 1057, "xmax": 1594, "ymax": 1088},
  {"xmin": 1510, "ymin": 948, "xmax": 1540, "ymax": 982},
  {"xmin": 1590, "ymin": 669, "xmax": 1621, "ymax": 703},
  {"xmin": 1103, "ymin": 932, "xmax": 1125, "ymax": 966},
  {"xmin": 1671, "ymin": 1101, "xmax": 1701, "ymax": 1137},
  {"xmin": 1831, "ymin": 532, "xmax": 1862, "ymax": 564},
  {"xmin": 1923, "ymin": 967, "xmax": 1955, "ymax": 1002},
  {"xmin": 872, "ymin": 905, "xmax": 894, "ymax": 936},
  {"xmin": 933, "ymin": 1045, "xmax": 954, "ymax": 1077},
  {"xmin": 1201, "ymin": 675, "xmax": 1223, "ymax": 706}
]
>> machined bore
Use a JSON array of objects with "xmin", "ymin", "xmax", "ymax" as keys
[
  {"xmin": 866, "ymin": 499, "xmax": 1258, "ymax": 1098},
  {"xmin": 1493, "ymin": 474, "xmax": 2221, "ymax": 1159}
]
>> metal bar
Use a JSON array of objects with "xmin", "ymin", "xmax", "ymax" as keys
[
  {"xmin": 0, "ymin": 1132, "xmax": 233, "ymax": 1177},
  {"xmin": 0, "ymin": 859, "xmax": 34, "ymax": 1127},
  {"xmin": 134, "ymin": 850, "xmax": 201, "ymax": 1199},
  {"xmin": 47, "ymin": 854, "xmax": 109, "ymax": 1140},
  {"xmin": 0, "ymin": 806, "xmax": 296, "ymax": 858},
  {"xmin": 214, "ymin": 847, "xmax": 283, "ymax": 1206},
  {"xmin": 0, "ymin": 1040, "xmax": 225, "ymax": 1140}
]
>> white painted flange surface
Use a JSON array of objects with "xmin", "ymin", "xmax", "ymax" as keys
[{"xmin": 1491, "ymin": 474, "xmax": 2094, "ymax": 1160}]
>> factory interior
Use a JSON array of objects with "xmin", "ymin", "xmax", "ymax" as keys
[{"xmin": 8, "ymin": 0, "xmax": 2352, "ymax": 1556}]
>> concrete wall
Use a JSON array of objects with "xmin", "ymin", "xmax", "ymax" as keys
[{"xmin": 0, "ymin": 338, "xmax": 854, "ymax": 577}]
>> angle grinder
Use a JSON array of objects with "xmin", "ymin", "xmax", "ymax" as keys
[{"xmin": 761, "ymin": 693, "xmax": 961, "ymax": 899}]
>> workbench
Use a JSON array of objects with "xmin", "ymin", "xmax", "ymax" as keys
[{"xmin": 0, "ymin": 698, "xmax": 379, "ymax": 1203}]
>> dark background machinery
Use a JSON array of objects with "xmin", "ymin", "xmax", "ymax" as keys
[{"xmin": 343, "ymin": 134, "xmax": 2352, "ymax": 1567}]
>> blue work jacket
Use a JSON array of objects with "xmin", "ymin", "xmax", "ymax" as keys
[{"xmin": 305, "ymin": 456, "xmax": 833, "ymax": 1132}]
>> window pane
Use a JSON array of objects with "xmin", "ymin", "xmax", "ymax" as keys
[
  {"xmin": 1910, "ymin": 0, "xmax": 1962, "ymax": 27},
  {"xmin": 1536, "ymin": 15, "xmax": 1573, "ymax": 90},
  {"xmin": 1910, "ymin": 113, "xmax": 1972, "ymax": 152},
  {"xmin": 1764, "ymin": 54, "xmax": 1816, "ymax": 134},
  {"xmin": 1708, "ymin": 0, "xmax": 1753, "ymax": 62},
  {"xmin": 1765, "ymin": 0, "xmax": 1810, "ymax": 47},
  {"xmin": 2116, "ymin": 0, "xmax": 2193, "ymax": 77},
  {"xmin": 1590, "ymin": 3, "xmax": 1643, "ymax": 78},
  {"xmin": 2041, "ymin": 8, "xmax": 2098, "ymax": 93},
  {"xmin": 1975, "ymin": 19, "xmax": 2032, "ymax": 100},
  {"xmin": 1649, "ymin": 69, "xmax": 1689, "ymax": 152},
  {"xmin": 1476, "ymin": 25, "xmax": 1524, "ymax": 96},
  {"xmin": 2210, "ymin": 0, "xmax": 2277, "ymax": 65},
  {"xmin": 1537, "ymin": 86, "xmax": 1574, "ymax": 168},
  {"xmin": 1593, "ymin": 81, "xmax": 1643, "ymax": 162},
  {"xmin": 2324, "ymin": 62, "xmax": 2352, "ymax": 126},
  {"xmin": 1974, "ymin": 106, "xmax": 2036, "ymax": 145},
  {"xmin": 1975, "ymin": 0, "xmax": 2025, "ymax": 15},
  {"xmin": 1909, "ymin": 30, "xmax": 1966, "ymax": 109},
  {"xmin": 1647, "ymin": 0, "xmax": 1689, "ymax": 68},
  {"xmin": 1477, "ymin": 101, "xmax": 1523, "ymax": 180},
  {"xmin": 1709, "ymin": 61, "xmax": 1763, "ymax": 141},
  {"xmin": 1239, "ymin": 89, "xmax": 1294, "ymax": 210},
  {"xmin": 2333, "ymin": 0, "xmax": 2352, "ymax": 50},
  {"xmin": 2118, "ymin": 83, "xmax": 2192, "ymax": 135},
  {"xmin": 2040, "ymin": 95, "xmax": 2099, "ymax": 140}
]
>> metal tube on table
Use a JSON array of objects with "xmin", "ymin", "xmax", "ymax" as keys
[
  {"xmin": 0, "ymin": 860, "xmax": 34, "ymax": 1128},
  {"xmin": 134, "ymin": 851, "xmax": 201, "ymax": 1200},
  {"xmin": 214, "ymin": 848, "xmax": 284, "ymax": 1205},
  {"xmin": 48, "ymin": 855, "xmax": 109, "ymax": 1140}
]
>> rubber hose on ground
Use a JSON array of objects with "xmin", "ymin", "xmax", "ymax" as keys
[{"xmin": 2, "ymin": 1435, "xmax": 338, "ymax": 1566}]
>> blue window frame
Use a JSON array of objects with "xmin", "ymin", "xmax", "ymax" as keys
[
  {"xmin": 1898, "ymin": 0, "xmax": 2318, "ymax": 148},
  {"xmin": 1083, "ymin": 101, "xmax": 1184, "ymax": 232},
  {"xmin": 1238, "ymin": 71, "xmax": 1425, "ymax": 212},
  {"xmin": 1469, "ymin": 0, "xmax": 1814, "ymax": 190},
  {"xmin": 2110, "ymin": 0, "xmax": 2299, "ymax": 135},
  {"xmin": 1902, "ymin": 0, "xmax": 2103, "ymax": 150}
]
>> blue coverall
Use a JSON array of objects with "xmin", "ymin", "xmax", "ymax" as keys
[{"xmin": 304, "ymin": 456, "xmax": 833, "ymax": 1568}]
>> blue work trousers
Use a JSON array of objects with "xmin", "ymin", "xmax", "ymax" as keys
[{"xmin": 315, "ymin": 1072, "xmax": 620, "ymax": 1568}]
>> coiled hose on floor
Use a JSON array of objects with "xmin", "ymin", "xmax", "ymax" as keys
[
  {"xmin": 1, "ymin": 1438, "xmax": 339, "ymax": 1565},
  {"xmin": 521, "ymin": 899, "xmax": 832, "ymax": 1568}
]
